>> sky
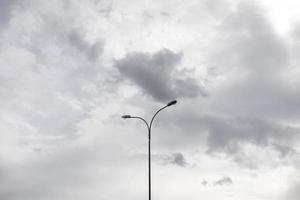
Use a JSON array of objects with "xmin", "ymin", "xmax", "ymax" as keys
[{"xmin": 0, "ymin": 0, "xmax": 300, "ymax": 199}]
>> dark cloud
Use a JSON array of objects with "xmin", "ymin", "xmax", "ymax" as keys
[
  {"xmin": 207, "ymin": 2, "xmax": 300, "ymax": 120},
  {"xmin": 116, "ymin": 49, "xmax": 207, "ymax": 102},
  {"xmin": 214, "ymin": 176, "xmax": 233, "ymax": 186},
  {"xmin": 205, "ymin": 116, "xmax": 299, "ymax": 154},
  {"xmin": 141, "ymin": 2, "xmax": 300, "ymax": 160},
  {"xmin": 161, "ymin": 105, "xmax": 299, "ymax": 158},
  {"xmin": 112, "ymin": 2, "xmax": 300, "ymax": 174},
  {"xmin": 136, "ymin": 152, "xmax": 188, "ymax": 167},
  {"xmin": 169, "ymin": 153, "xmax": 187, "ymax": 167},
  {"xmin": 225, "ymin": 3, "xmax": 288, "ymax": 73},
  {"xmin": 273, "ymin": 144, "xmax": 296, "ymax": 158},
  {"xmin": 150, "ymin": 2, "xmax": 300, "ymax": 163},
  {"xmin": 197, "ymin": 2, "xmax": 300, "ymax": 158},
  {"xmin": 68, "ymin": 30, "xmax": 103, "ymax": 62},
  {"xmin": 0, "ymin": 0, "xmax": 16, "ymax": 31}
]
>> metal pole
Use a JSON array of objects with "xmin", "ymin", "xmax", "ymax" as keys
[
  {"xmin": 121, "ymin": 100, "xmax": 177, "ymax": 200},
  {"xmin": 148, "ymin": 105, "xmax": 167, "ymax": 200},
  {"xmin": 148, "ymin": 126, "xmax": 151, "ymax": 200}
]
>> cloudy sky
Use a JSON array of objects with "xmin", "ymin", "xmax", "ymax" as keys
[{"xmin": 1, "ymin": 0, "xmax": 300, "ymax": 199}]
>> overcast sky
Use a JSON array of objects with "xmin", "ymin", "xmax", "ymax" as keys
[{"xmin": 1, "ymin": 0, "xmax": 300, "ymax": 199}]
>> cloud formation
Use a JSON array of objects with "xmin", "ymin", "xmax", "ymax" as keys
[
  {"xmin": 207, "ymin": 2, "xmax": 300, "ymax": 120},
  {"xmin": 1, "ymin": 0, "xmax": 300, "ymax": 200},
  {"xmin": 214, "ymin": 176, "xmax": 233, "ymax": 186},
  {"xmin": 155, "ymin": 2, "xmax": 300, "ymax": 161},
  {"xmin": 0, "ymin": 0, "xmax": 111, "ymax": 141},
  {"xmin": 116, "ymin": 49, "xmax": 207, "ymax": 102}
]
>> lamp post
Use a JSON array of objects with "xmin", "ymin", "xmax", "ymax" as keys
[{"xmin": 122, "ymin": 100, "xmax": 177, "ymax": 200}]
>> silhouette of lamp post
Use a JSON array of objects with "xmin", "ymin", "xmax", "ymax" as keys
[{"xmin": 122, "ymin": 100, "xmax": 177, "ymax": 200}]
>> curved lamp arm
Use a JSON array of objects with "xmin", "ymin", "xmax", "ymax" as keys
[
  {"xmin": 121, "ymin": 100, "xmax": 177, "ymax": 139},
  {"xmin": 149, "ymin": 105, "xmax": 168, "ymax": 135},
  {"xmin": 130, "ymin": 116, "xmax": 150, "ymax": 132},
  {"xmin": 149, "ymin": 100, "xmax": 177, "ymax": 138},
  {"xmin": 122, "ymin": 115, "xmax": 150, "ymax": 133}
]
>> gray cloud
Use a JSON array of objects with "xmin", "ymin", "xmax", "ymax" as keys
[
  {"xmin": 205, "ymin": 116, "xmax": 299, "ymax": 155},
  {"xmin": 116, "ymin": 49, "xmax": 208, "ymax": 102},
  {"xmin": 135, "ymin": 152, "xmax": 188, "ymax": 167},
  {"xmin": 0, "ymin": 0, "xmax": 16, "ymax": 31},
  {"xmin": 136, "ymin": 3, "xmax": 300, "ymax": 162},
  {"xmin": 1, "ymin": 0, "xmax": 300, "ymax": 199},
  {"xmin": 207, "ymin": 2, "xmax": 300, "ymax": 120},
  {"xmin": 169, "ymin": 153, "xmax": 187, "ymax": 167},
  {"xmin": 160, "ymin": 105, "xmax": 299, "ymax": 159},
  {"xmin": 213, "ymin": 176, "xmax": 233, "ymax": 186},
  {"xmin": 151, "ymin": 2, "xmax": 300, "ymax": 162},
  {"xmin": 0, "ymin": 0, "xmax": 111, "ymax": 141},
  {"xmin": 197, "ymin": 2, "xmax": 300, "ymax": 160},
  {"xmin": 68, "ymin": 30, "xmax": 104, "ymax": 62}
]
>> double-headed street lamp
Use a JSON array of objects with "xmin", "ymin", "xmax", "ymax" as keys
[{"xmin": 122, "ymin": 100, "xmax": 177, "ymax": 200}]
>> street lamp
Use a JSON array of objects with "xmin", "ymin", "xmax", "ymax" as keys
[{"xmin": 122, "ymin": 100, "xmax": 177, "ymax": 200}]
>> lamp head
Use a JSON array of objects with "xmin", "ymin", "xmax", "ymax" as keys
[
  {"xmin": 122, "ymin": 115, "xmax": 132, "ymax": 119},
  {"xmin": 167, "ymin": 100, "xmax": 177, "ymax": 106}
]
